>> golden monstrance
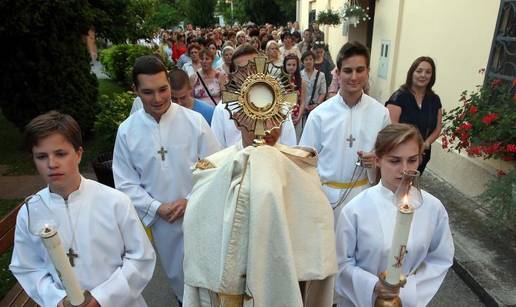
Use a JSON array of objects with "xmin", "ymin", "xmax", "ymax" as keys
[{"xmin": 221, "ymin": 55, "xmax": 297, "ymax": 146}]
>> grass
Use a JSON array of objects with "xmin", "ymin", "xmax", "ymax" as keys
[
  {"xmin": 0, "ymin": 112, "xmax": 36, "ymax": 176},
  {"xmin": 98, "ymin": 78, "xmax": 125, "ymax": 98}
]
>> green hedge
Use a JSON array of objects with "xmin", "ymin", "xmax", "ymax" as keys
[
  {"xmin": 94, "ymin": 92, "xmax": 135, "ymax": 152},
  {"xmin": 100, "ymin": 44, "xmax": 155, "ymax": 87},
  {"xmin": 0, "ymin": 0, "xmax": 99, "ymax": 137}
]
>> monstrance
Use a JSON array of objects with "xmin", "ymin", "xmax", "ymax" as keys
[{"xmin": 221, "ymin": 55, "xmax": 297, "ymax": 146}]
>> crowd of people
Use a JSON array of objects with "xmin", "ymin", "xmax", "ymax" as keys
[{"xmin": 9, "ymin": 21, "xmax": 453, "ymax": 307}]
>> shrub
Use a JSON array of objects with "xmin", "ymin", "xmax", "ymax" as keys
[
  {"xmin": 479, "ymin": 170, "xmax": 516, "ymax": 232},
  {"xmin": 94, "ymin": 91, "xmax": 135, "ymax": 151},
  {"xmin": 100, "ymin": 44, "xmax": 164, "ymax": 87},
  {"xmin": 442, "ymin": 78, "xmax": 516, "ymax": 161},
  {"xmin": 0, "ymin": 0, "xmax": 99, "ymax": 137}
]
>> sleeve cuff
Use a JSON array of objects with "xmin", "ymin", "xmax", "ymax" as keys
[{"xmin": 142, "ymin": 200, "xmax": 161, "ymax": 227}]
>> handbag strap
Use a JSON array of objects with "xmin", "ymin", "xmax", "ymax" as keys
[
  {"xmin": 308, "ymin": 70, "xmax": 321, "ymax": 105},
  {"xmin": 196, "ymin": 71, "xmax": 217, "ymax": 105}
]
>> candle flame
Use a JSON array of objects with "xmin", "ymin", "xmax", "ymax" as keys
[{"xmin": 403, "ymin": 195, "xmax": 409, "ymax": 204}]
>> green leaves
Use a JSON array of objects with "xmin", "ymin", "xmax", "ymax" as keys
[
  {"xmin": 94, "ymin": 92, "xmax": 135, "ymax": 151},
  {"xmin": 442, "ymin": 79, "xmax": 516, "ymax": 161},
  {"xmin": 99, "ymin": 44, "xmax": 155, "ymax": 87}
]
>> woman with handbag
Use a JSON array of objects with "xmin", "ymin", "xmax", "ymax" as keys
[
  {"xmin": 190, "ymin": 48, "xmax": 226, "ymax": 106},
  {"xmin": 300, "ymin": 50, "xmax": 327, "ymax": 128}
]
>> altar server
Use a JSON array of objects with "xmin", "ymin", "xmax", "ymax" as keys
[
  {"xmin": 113, "ymin": 55, "xmax": 220, "ymax": 303},
  {"xmin": 10, "ymin": 111, "xmax": 155, "ymax": 307},
  {"xmin": 299, "ymin": 41, "xmax": 390, "ymax": 223},
  {"xmin": 335, "ymin": 123, "xmax": 454, "ymax": 307}
]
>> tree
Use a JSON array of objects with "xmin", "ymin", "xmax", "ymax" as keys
[
  {"xmin": 0, "ymin": 1, "xmax": 99, "ymax": 136},
  {"xmin": 216, "ymin": 0, "xmax": 296, "ymax": 26},
  {"xmin": 88, "ymin": 0, "xmax": 159, "ymax": 43},
  {"xmin": 145, "ymin": 0, "xmax": 186, "ymax": 31},
  {"xmin": 185, "ymin": 0, "xmax": 217, "ymax": 28}
]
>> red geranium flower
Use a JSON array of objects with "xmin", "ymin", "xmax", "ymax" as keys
[
  {"xmin": 507, "ymin": 144, "xmax": 516, "ymax": 153},
  {"xmin": 469, "ymin": 105, "xmax": 478, "ymax": 115},
  {"xmin": 512, "ymin": 79, "xmax": 516, "ymax": 86},
  {"xmin": 467, "ymin": 146, "xmax": 482, "ymax": 155},
  {"xmin": 481, "ymin": 113, "xmax": 498, "ymax": 125},
  {"xmin": 491, "ymin": 79, "xmax": 502, "ymax": 88}
]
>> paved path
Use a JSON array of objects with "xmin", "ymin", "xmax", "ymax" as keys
[{"xmin": 91, "ymin": 61, "xmax": 108, "ymax": 79}]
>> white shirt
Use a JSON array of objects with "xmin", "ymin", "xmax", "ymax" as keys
[
  {"xmin": 335, "ymin": 183, "xmax": 454, "ymax": 307},
  {"xmin": 211, "ymin": 102, "xmax": 297, "ymax": 148},
  {"xmin": 299, "ymin": 93, "xmax": 390, "ymax": 222},
  {"xmin": 130, "ymin": 97, "xmax": 143, "ymax": 115},
  {"xmin": 10, "ymin": 178, "xmax": 156, "ymax": 307},
  {"xmin": 113, "ymin": 104, "xmax": 220, "ymax": 300}
]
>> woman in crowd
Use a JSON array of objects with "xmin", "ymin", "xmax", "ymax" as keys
[
  {"xmin": 266, "ymin": 40, "xmax": 283, "ymax": 67},
  {"xmin": 279, "ymin": 31, "xmax": 301, "ymax": 59},
  {"xmin": 207, "ymin": 41, "xmax": 222, "ymax": 69},
  {"xmin": 300, "ymin": 50, "xmax": 327, "ymax": 127},
  {"xmin": 249, "ymin": 36, "xmax": 261, "ymax": 52},
  {"xmin": 335, "ymin": 123, "xmax": 454, "ymax": 307},
  {"xmin": 385, "ymin": 56, "xmax": 442, "ymax": 174},
  {"xmin": 172, "ymin": 32, "xmax": 187, "ymax": 63},
  {"xmin": 182, "ymin": 42, "xmax": 203, "ymax": 78},
  {"xmin": 190, "ymin": 48, "xmax": 225, "ymax": 106},
  {"xmin": 218, "ymin": 46, "xmax": 234, "ymax": 75},
  {"xmin": 283, "ymin": 53, "xmax": 306, "ymax": 140},
  {"xmin": 313, "ymin": 41, "xmax": 334, "ymax": 89}
]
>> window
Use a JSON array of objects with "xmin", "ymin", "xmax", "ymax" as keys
[{"xmin": 486, "ymin": 0, "xmax": 516, "ymax": 84}]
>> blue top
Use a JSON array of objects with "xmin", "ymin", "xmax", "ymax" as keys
[{"xmin": 193, "ymin": 99, "xmax": 215, "ymax": 125}]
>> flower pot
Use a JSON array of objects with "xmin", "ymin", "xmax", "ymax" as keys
[
  {"xmin": 348, "ymin": 16, "xmax": 359, "ymax": 27},
  {"xmin": 92, "ymin": 152, "xmax": 115, "ymax": 188}
]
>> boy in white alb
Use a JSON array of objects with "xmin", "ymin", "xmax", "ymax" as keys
[
  {"xmin": 300, "ymin": 41, "xmax": 390, "ymax": 224},
  {"xmin": 10, "ymin": 111, "xmax": 155, "ymax": 307},
  {"xmin": 113, "ymin": 55, "xmax": 220, "ymax": 304}
]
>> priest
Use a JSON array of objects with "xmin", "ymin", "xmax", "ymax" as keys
[
  {"xmin": 113, "ymin": 55, "xmax": 220, "ymax": 304},
  {"xmin": 299, "ymin": 41, "xmax": 390, "ymax": 224},
  {"xmin": 10, "ymin": 111, "xmax": 156, "ymax": 307},
  {"xmin": 182, "ymin": 44, "xmax": 338, "ymax": 307},
  {"xmin": 210, "ymin": 46, "xmax": 297, "ymax": 148}
]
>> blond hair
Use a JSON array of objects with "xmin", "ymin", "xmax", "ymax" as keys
[{"xmin": 375, "ymin": 124, "xmax": 424, "ymax": 158}]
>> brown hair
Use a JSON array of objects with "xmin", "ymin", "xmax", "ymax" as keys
[
  {"xmin": 24, "ymin": 111, "xmax": 82, "ymax": 153},
  {"xmin": 132, "ymin": 55, "xmax": 168, "ymax": 87},
  {"xmin": 374, "ymin": 123, "xmax": 424, "ymax": 158},
  {"xmin": 336, "ymin": 41, "xmax": 371, "ymax": 70},
  {"xmin": 301, "ymin": 50, "xmax": 315, "ymax": 62},
  {"xmin": 200, "ymin": 47, "xmax": 215, "ymax": 61},
  {"xmin": 188, "ymin": 42, "xmax": 202, "ymax": 55},
  {"xmin": 402, "ymin": 56, "xmax": 436, "ymax": 94},
  {"xmin": 168, "ymin": 68, "xmax": 190, "ymax": 91},
  {"xmin": 230, "ymin": 43, "xmax": 258, "ymax": 72}
]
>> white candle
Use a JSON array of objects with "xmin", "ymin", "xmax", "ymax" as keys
[
  {"xmin": 41, "ymin": 226, "xmax": 85, "ymax": 305},
  {"xmin": 385, "ymin": 196, "xmax": 414, "ymax": 285}
]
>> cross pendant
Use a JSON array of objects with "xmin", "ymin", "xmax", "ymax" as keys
[
  {"xmin": 67, "ymin": 248, "xmax": 79, "ymax": 267},
  {"xmin": 157, "ymin": 146, "xmax": 168, "ymax": 161},
  {"xmin": 346, "ymin": 134, "xmax": 356, "ymax": 148}
]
